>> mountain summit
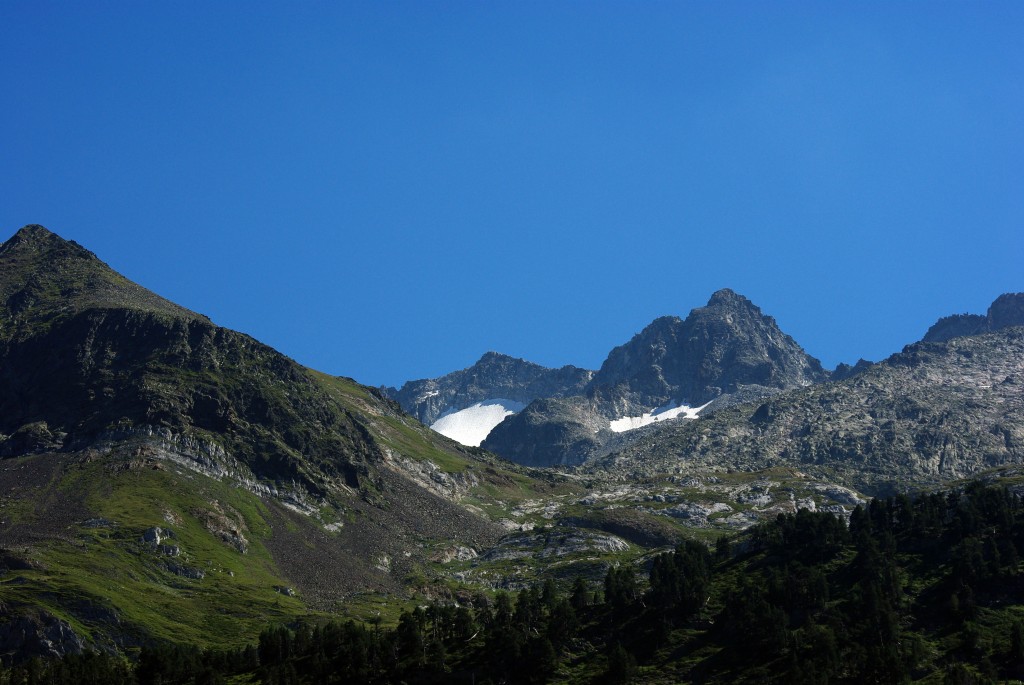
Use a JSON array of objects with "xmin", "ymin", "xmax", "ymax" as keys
[
  {"xmin": 389, "ymin": 289, "xmax": 829, "ymax": 466},
  {"xmin": 587, "ymin": 288, "xmax": 828, "ymax": 413},
  {"xmin": 385, "ymin": 351, "xmax": 593, "ymax": 427},
  {"xmin": 923, "ymin": 292, "xmax": 1024, "ymax": 343},
  {"xmin": 384, "ymin": 351, "xmax": 593, "ymax": 446},
  {"xmin": 0, "ymin": 225, "xmax": 203, "ymax": 334},
  {"xmin": 0, "ymin": 225, "xmax": 520, "ymax": 647}
]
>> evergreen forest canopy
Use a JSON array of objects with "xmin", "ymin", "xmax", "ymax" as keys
[{"xmin": 6, "ymin": 481, "xmax": 1024, "ymax": 684}]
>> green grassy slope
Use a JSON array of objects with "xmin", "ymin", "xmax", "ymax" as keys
[{"xmin": 0, "ymin": 225, "xmax": 575, "ymax": 657}]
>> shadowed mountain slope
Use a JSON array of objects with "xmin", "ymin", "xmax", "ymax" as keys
[{"xmin": 0, "ymin": 225, "xmax": 562, "ymax": 657}]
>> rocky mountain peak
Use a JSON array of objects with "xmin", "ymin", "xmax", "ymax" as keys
[
  {"xmin": 385, "ymin": 352, "xmax": 594, "ymax": 427},
  {"xmin": 587, "ymin": 289, "xmax": 827, "ymax": 410},
  {"xmin": 5, "ymin": 224, "xmax": 56, "ymax": 244},
  {"xmin": 988, "ymin": 293, "xmax": 1024, "ymax": 331},
  {"xmin": 705, "ymin": 287, "xmax": 749, "ymax": 308},
  {"xmin": 478, "ymin": 291, "xmax": 830, "ymax": 467},
  {"xmin": 923, "ymin": 293, "xmax": 1024, "ymax": 343},
  {"xmin": 0, "ymin": 225, "xmax": 203, "ymax": 330},
  {"xmin": 1, "ymin": 224, "xmax": 96, "ymax": 261},
  {"xmin": 471, "ymin": 351, "xmax": 534, "ymax": 375}
]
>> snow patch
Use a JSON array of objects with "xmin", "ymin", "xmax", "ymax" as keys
[
  {"xmin": 608, "ymin": 401, "xmax": 711, "ymax": 433},
  {"xmin": 430, "ymin": 399, "xmax": 526, "ymax": 446}
]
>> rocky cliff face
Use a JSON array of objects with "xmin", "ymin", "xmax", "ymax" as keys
[
  {"xmin": 988, "ymin": 292, "xmax": 1024, "ymax": 331},
  {"xmin": 594, "ymin": 326, "xmax": 1024, "ymax": 495},
  {"xmin": 385, "ymin": 351, "xmax": 593, "ymax": 426},
  {"xmin": 923, "ymin": 293, "xmax": 1024, "ymax": 343},
  {"xmin": 586, "ymin": 289, "xmax": 828, "ymax": 414},
  {"xmin": 481, "ymin": 397, "xmax": 610, "ymax": 467},
  {"xmin": 479, "ymin": 289, "xmax": 829, "ymax": 467}
]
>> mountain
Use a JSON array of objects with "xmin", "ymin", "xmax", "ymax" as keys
[
  {"xmin": 593, "ymin": 323, "xmax": 1024, "ymax": 495},
  {"xmin": 2, "ymin": 225, "xmax": 395, "ymax": 494},
  {"xmin": 384, "ymin": 351, "xmax": 593, "ymax": 446},
  {"xmin": 29, "ymin": 478, "xmax": 1024, "ymax": 684},
  {"xmin": 482, "ymin": 289, "xmax": 829, "ymax": 466},
  {"xmin": 0, "ymin": 225, "xmax": 560, "ymax": 657},
  {"xmin": 923, "ymin": 292, "xmax": 1024, "ymax": 342},
  {"xmin": 3, "ymin": 224, "xmax": 1020, "ymax": 669},
  {"xmin": 478, "ymin": 396, "xmax": 609, "ymax": 467},
  {"xmin": 586, "ymin": 288, "xmax": 828, "ymax": 413}
]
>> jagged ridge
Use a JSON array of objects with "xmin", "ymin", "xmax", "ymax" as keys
[
  {"xmin": 594, "ymin": 326, "xmax": 1024, "ymax": 495},
  {"xmin": 385, "ymin": 351, "xmax": 593, "ymax": 426},
  {"xmin": 483, "ymin": 289, "xmax": 829, "ymax": 467}
]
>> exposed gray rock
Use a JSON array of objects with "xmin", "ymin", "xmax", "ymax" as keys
[
  {"xmin": 923, "ymin": 293, "xmax": 1024, "ymax": 343},
  {"xmin": 923, "ymin": 314, "xmax": 988, "ymax": 343},
  {"xmin": 536, "ymin": 531, "xmax": 629, "ymax": 557},
  {"xmin": 586, "ymin": 289, "xmax": 828, "ymax": 412},
  {"xmin": 141, "ymin": 526, "xmax": 174, "ymax": 546},
  {"xmin": 196, "ymin": 504, "xmax": 249, "ymax": 554},
  {"xmin": 164, "ymin": 562, "xmax": 204, "ymax": 580},
  {"xmin": 432, "ymin": 545, "xmax": 478, "ymax": 563},
  {"xmin": 483, "ymin": 289, "xmax": 828, "ymax": 467},
  {"xmin": 478, "ymin": 529, "xmax": 630, "ymax": 562},
  {"xmin": 384, "ymin": 351, "xmax": 593, "ymax": 426},
  {"xmin": 654, "ymin": 501, "xmax": 732, "ymax": 527},
  {"xmin": 482, "ymin": 397, "xmax": 610, "ymax": 467},
  {"xmin": 830, "ymin": 359, "xmax": 875, "ymax": 382},
  {"xmin": 80, "ymin": 518, "xmax": 115, "ymax": 529},
  {"xmin": 0, "ymin": 609, "xmax": 85, "ymax": 663},
  {"xmin": 381, "ymin": 449, "xmax": 480, "ymax": 501},
  {"xmin": 988, "ymin": 293, "xmax": 1024, "ymax": 331},
  {"xmin": 593, "ymin": 327, "xmax": 1024, "ymax": 496}
]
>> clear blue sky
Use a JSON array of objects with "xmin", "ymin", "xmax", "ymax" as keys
[{"xmin": 2, "ymin": 1, "xmax": 1022, "ymax": 388}]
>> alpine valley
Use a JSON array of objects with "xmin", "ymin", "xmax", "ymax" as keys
[{"xmin": 2, "ymin": 225, "xmax": 1023, "ymax": 684}]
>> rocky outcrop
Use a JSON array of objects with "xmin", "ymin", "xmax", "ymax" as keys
[
  {"xmin": 0, "ymin": 608, "xmax": 85, "ymax": 664},
  {"xmin": 385, "ymin": 351, "xmax": 593, "ymax": 426},
  {"xmin": 923, "ymin": 293, "xmax": 1024, "ymax": 343},
  {"xmin": 585, "ymin": 289, "xmax": 828, "ymax": 413},
  {"xmin": 988, "ymin": 293, "xmax": 1024, "ymax": 331},
  {"xmin": 482, "ymin": 397, "xmax": 609, "ymax": 467},
  {"xmin": 831, "ymin": 359, "xmax": 875, "ymax": 382},
  {"xmin": 482, "ymin": 289, "xmax": 829, "ymax": 468},
  {"xmin": 594, "ymin": 327, "xmax": 1024, "ymax": 496},
  {"xmin": 923, "ymin": 314, "xmax": 988, "ymax": 343}
]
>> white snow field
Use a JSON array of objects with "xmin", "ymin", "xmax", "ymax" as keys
[
  {"xmin": 430, "ymin": 399, "xmax": 527, "ymax": 447},
  {"xmin": 608, "ymin": 400, "xmax": 712, "ymax": 433}
]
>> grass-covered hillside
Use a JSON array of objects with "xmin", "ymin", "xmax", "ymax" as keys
[
  {"xmin": 11, "ymin": 478, "xmax": 1024, "ymax": 684},
  {"xmin": 0, "ymin": 226, "xmax": 573, "ymax": 658}
]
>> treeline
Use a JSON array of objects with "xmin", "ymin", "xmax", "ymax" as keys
[
  {"xmin": 713, "ymin": 481, "xmax": 1024, "ymax": 684},
  {"xmin": 5, "ymin": 481, "xmax": 1024, "ymax": 683}
]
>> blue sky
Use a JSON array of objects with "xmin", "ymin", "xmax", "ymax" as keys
[{"xmin": 2, "ymin": 1, "xmax": 1022, "ymax": 388}]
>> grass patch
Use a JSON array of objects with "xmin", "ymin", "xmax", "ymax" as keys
[{"xmin": 0, "ymin": 459, "xmax": 312, "ymax": 651}]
